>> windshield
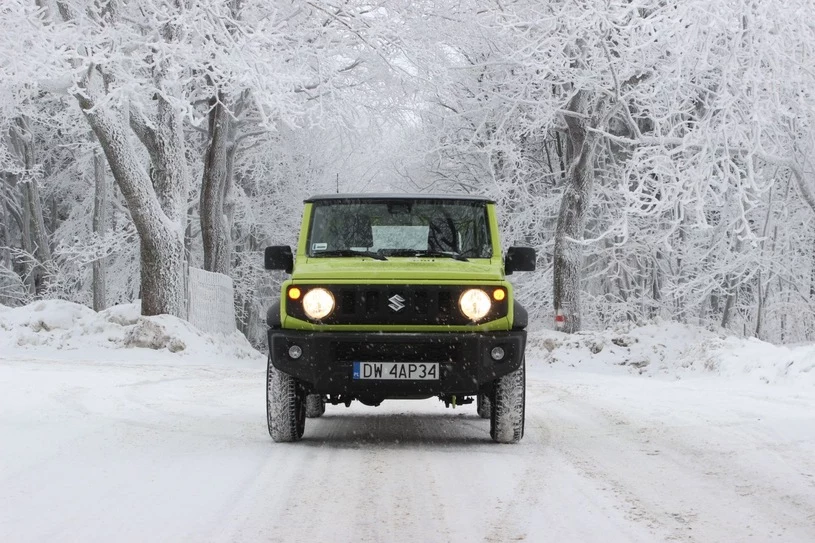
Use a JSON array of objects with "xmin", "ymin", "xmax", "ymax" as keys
[{"xmin": 307, "ymin": 199, "xmax": 492, "ymax": 258}]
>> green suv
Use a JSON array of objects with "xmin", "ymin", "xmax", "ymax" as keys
[{"xmin": 264, "ymin": 194, "xmax": 535, "ymax": 443}]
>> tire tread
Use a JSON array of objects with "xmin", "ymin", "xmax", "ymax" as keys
[
  {"xmin": 490, "ymin": 359, "xmax": 525, "ymax": 443},
  {"xmin": 305, "ymin": 394, "xmax": 326, "ymax": 418},
  {"xmin": 477, "ymin": 392, "xmax": 492, "ymax": 419},
  {"xmin": 267, "ymin": 358, "xmax": 305, "ymax": 442}
]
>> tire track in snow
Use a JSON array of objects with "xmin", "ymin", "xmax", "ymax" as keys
[
  {"xmin": 530, "ymin": 386, "xmax": 708, "ymax": 541},
  {"xmin": 216, "ymin": 410, "xmax": 466, "ymax": 542},
  {"xmin": 539, "ymin": 379, "xmax": 815, "ymax": 543},
  {"xmin": 481, "ymin": 384, "xmax": 670, "ymax": 543}
]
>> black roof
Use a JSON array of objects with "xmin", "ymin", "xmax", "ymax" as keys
[{"xmin": 305, "ymin": 193, "xmax": 495, "ymax": 204}]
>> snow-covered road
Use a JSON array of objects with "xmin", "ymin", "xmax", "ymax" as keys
[{"xmin": 2, "ymin": 356, "xmax": 814, "ymax": 543}]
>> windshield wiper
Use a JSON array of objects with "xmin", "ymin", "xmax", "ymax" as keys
[
  {"xmin": 386, "ymin": 249, "xmax": 469, "ymax": 262},
  {"xmin": 311, "ymin": 249, "xmax": 387, "ymax": 261}
]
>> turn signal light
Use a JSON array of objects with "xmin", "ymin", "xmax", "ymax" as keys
[
  {"xmin": 288, "ymin": 287, "xmax": 302, "ymax": 300},
  {"xmin": 493, "ymin": 288, "xmax": 506, "ymax": 301}
]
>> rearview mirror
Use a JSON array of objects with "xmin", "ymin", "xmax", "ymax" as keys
[
  {"xmin": 505, "ymin": 247, "xmax": 536, "ymax": 275},
  {"xmin": 265, "ymin": 246, "xmax": 293, "ymax": 273}
]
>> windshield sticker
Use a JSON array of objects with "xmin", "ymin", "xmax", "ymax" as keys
[{"xmin": 312, "ymin": 243, "xmax": 327, "ymax": 251}]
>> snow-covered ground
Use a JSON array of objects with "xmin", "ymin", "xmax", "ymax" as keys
[
  {"xmin": 528, "ymin": 320, "xmax": 815, "ymax": 388},
  {"xmin": 1, "ymin": 301, "xmax": 814, "ymax": 542}
]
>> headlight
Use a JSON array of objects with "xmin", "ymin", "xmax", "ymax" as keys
[
  {"xmin": 302, "ymin": 288, "xmax": 335, "ymax": 320},
  {"xmin": 459, "ymin": 289, "xmax": 491, "ymax": 321}
]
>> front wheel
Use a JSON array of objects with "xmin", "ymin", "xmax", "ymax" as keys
[
  {"xmin": 490, "ymin": 358, "xmax": 525, "ymax": 444},
  {"xmin": 267, "ymin": 356, "xmax": 306, "ymax": 442}
]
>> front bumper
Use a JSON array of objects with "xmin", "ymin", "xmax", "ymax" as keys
[{"xmin": 267, "ymin": 329, "xmax": 526, "ymax": 397}]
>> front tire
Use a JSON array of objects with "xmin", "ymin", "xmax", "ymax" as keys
[
  {"xmin": 490, "ymin": 358, "xmax": 525, "ymax": 443},
  {"xmin": 267, "ymin": 356, "xmax": 305, "ymax": 442},
  {"xmin": 305, "ymin": 394, "xmax": 326, "ymax": 418}
]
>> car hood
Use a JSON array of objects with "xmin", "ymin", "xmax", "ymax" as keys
[{"xmin": 291, "ymin": 256, "xmax": 504, "ymax": 282}]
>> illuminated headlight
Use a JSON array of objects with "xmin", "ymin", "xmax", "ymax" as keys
[
  {"xmin": 459, "ymin": 289, "xmax": 491, "ymax": 321},
  {"xmin": 302, "ymin": 288, "xmax": 335, "ymax": 320}
]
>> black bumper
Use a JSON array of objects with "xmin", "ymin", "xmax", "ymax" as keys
[{"xmin": 267, "ymin": 329, "xmax": 526, "ymax": 397}]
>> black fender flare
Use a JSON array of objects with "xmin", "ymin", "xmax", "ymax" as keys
[
  {"xmin": 266, "ymin": 300, "xmax": 281, "ymax": 328},
  {"xmin": 512, "ymin": 300, "xmax": 528, "ymax": 330}
]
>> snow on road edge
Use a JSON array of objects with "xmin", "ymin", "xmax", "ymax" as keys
[
  {"xmin": 1, "ymin": 300, "xmax": 812, "ymax": 386},
  {"xmin": 528, "ymin": 320, "xmax": 815, "ymax": 387},
  {"xmin": 0, "ymin": 299, "xmax": 264, "ymax": 366}
]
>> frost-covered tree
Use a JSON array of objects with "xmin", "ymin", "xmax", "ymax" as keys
[
  {"xmin": 1, "ymin": 0, "xmax": 403, "ymax": 318},
  {"xmin": 2, "ymin": 0, "xmax": 813, "ymax": 345},
  {"xmin": 411, "ymin": 0, "xmax": 815, "ymax": 339}
]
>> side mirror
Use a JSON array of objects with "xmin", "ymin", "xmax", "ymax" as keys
[
  {"xmin": 265, "ymin": 246, "xmax": 293, "ymax": 273},
  {"xmin": 505, "ymin": 246, "xmax": 536, "ymax": 275}
]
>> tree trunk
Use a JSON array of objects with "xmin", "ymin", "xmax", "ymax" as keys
[
  {"xmin": 790, "ymin": 166, "xmax": 815, "ymax": 216},
  {"xmin": 651, "ymin": 251, "xmax": 663, "ymax": 319},
  {"xmin": 754, "ymin": 271, "xmax": 764, "ymax": 339},
  {"xmin": 200, "ymin": 0, "xmax": 243, "ymax": 276},
  {"xmin": 19, "ymin": 183, "xmax": 34, "ymax": 294},
  {"xmin": 810, "ymin": 251, "xmax": 815, "ymax": 341},
  {"xmin": 720, "ymin": 236, "xmax": 743, "ymax": 330},
  {"xmin": 811, "ymin": 249, "xmax": 815, "ymax": 303},
  {"xmin": 57, "ymin": 1, "xmax": 188, "ymax": 317},
  {"xmin": 10, "ymin": 117, "xmax": 52, "ymax": 295},
  {"xmin": 22, "ymin": 178, "xmax": 51, "ymax": 294},
  {"xmin": 201, "ymin": 92, "xmax": 233, "ymax": 275},
  {"xmin": 92, "ymin": 151, "xmax": 108, "ymax": 312},
  {"xmin": 0, "ymin": 186, "xmax": 14, "ymax": 304},
  {"xmin": 0, "ymin": 193, "xmax": 8, "ymax": 267},
  {"xmin": 553, "ymin": 90, "xmax": 595, "ymax": 333},
  {"xmin": 754, "ymin": 185, "xmax": 777, "ymax": 339},
  {"xmin": 140, "ymin": 89, "xmax": 189, "ymax": 317},
  {"xmin": 720, "ymin": 278, "xmax": 738, "ymax": 330},
  {"xmin": 77, "ymin": 83, "xmax": 187, "ymax": 318}
]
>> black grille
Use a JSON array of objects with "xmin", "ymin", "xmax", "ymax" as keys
[{"xmin": 287, "ymin": 284, "xmax": 508, "ymax": 325}]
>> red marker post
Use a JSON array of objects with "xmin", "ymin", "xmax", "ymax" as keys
[{"xmin": 554, "ymin": 309, "xmax": 566, "ymax": 331}]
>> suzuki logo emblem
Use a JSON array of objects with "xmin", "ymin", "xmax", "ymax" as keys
[{"xmin": 388, "ymin": 294, "xmax": 406, "ymax": 312}]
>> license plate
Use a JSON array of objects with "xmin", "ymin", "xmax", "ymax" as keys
[{"xmin": 352, "ymin": 362, "xmax": 439, "ymax": 380}]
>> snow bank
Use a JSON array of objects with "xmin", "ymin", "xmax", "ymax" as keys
[
  {"xmin": 2, "ymin": 300, "xmax": 812, "ymax": 385},
  {"xmin": 0, "ymin": 300, "xmax": 264, "ymax": 366},
  {"xmin": 528, "ymin": 321, "xmax": 815, "ymax": 387}
]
